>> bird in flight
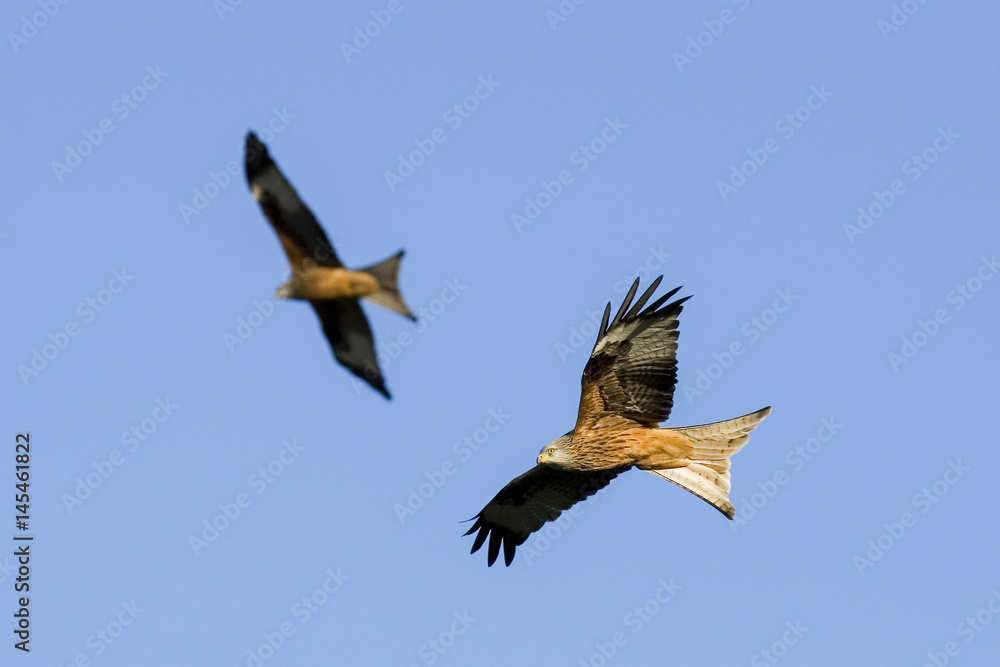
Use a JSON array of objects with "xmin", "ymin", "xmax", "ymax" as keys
[
  {"xmin": 464, "ymin": 276, "xmax": 771, "ymax": 565},
  {"xmin": 244, "ymin": 132, "xmax": 415, "ymax": 399}
]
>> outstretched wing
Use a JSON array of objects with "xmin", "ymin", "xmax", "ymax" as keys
[
  {"xmin": 311, "ymin": 299, "xmax": 390, "ymax": 399},
  {"xmin": 464, "ymin": 464, "xmax": 628, "ymax": 566},
  {"xmin": 576, "ymin": 277, "xmax": 690, "ymax": 429},
  {"xmin": 244, "ymin": 132, "xmax": 342, "ymax": 270}
]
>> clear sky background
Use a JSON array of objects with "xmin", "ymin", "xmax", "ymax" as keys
[{"xmin": 4, "ymin": 1, "xmax": 999, "ymax": 665}]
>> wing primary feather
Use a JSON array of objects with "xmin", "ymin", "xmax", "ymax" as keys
[
  {"xmin": 503, "ymin": 537, "xmax": 517, "ymax": 567},
  {"xmin": 488, "ymin": 531, "xmax": 503, "ymax": 567},
  {"xmin": 642, "ymin": 289, "xmax": 687, "ymax": 317},
  {"xmin": 599, "ymin": 303, "xmax": 610, "ymax": 338},
  {"xmin": 624, "ymin": 275, "xmax": 663, "ymax": 320},
  {"xmin": 612, "ymin": 277, "xmax": 640, "ymax": 328},
  {"xmin": 470, "ymin": 521, "xmax": 488, "ymax": 552}
]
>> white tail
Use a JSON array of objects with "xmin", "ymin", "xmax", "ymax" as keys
[
  {"xmin": 360, "ymin": 250, "xmax": 415, "ymax": 320},
  {"xmin": 644, "ymin": 407, "xmax": 771, "ymax": 518}
]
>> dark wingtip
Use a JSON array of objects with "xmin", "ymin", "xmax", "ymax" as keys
[
  {"xmin": 624, "ymin": 275, "xmax": 664, "ymax": 321},
  {"xmin": 245, "ymin": 131, "xmax": 264, "ymax": 154},
  {"xmin": 598, "ymin": 302, "xmax": 610, "ymax": 338},
  {"xmin": 362, "ymin": 374, "xmax": 391, "ymax": 400},
  {"xmin": 642, "ymin": 289, "xmax": 688, "ymax": 317},
  {"xmin": 463, "ymin": 517, "xmax": 517, "ymax": 567},
  {"xmin": 487, "ymin": 530, "xmax": 503, "ymax": 566},
  {"xmin": 244, "ymin": 131, "xmax": 271, "ymax": 182},
  {"xmin": 503, "ymin": 537, "xmax": 516, "ymax": 566},
  {"xmin": 613, "ymin": 277, "xmax": 641, "ymax": 327}
]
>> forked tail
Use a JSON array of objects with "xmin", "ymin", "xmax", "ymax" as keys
[
  {"xmin": 644, "ymin": 407, "xmax": 771, "ymax": 518},
  {"xmin": 360, "ymin": 250, "xmax": 416, "ymax": 320}
]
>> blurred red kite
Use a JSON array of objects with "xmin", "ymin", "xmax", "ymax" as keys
[{"xmin": 244, "ymin": 132, "xmax": 414, "ymax": 399}]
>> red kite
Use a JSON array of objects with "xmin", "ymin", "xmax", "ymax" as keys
[
  {"xmin": 244, "ymin": 132, "xmax": 414, "ymax": 399},
  {"xmin": 464, "ymin": 277, "xmax": 770, "ymax": 565}
]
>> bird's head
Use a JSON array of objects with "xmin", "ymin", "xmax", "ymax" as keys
[
  {"xmin": 274, "ymin": 279, "xmax": 299, "ymax": 300},
  {"xmin": 537, "ymin": 434, "xmax": 574, "ymax": 467}
]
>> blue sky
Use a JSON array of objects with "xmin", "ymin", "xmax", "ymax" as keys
[{"xmin": 4, "ymin": 1, "xmax": 1000, "ymax": 665}]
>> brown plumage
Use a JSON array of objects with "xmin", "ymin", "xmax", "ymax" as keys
[{"xmin": 464, "ymin": 276, "xmax": 771, "ymax": 566}]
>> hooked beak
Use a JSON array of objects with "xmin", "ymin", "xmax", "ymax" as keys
[{"xmin": 537, "ymin": 453, "xmax": 549, "ymax": 464}]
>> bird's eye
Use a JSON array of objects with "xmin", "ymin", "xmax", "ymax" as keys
[{"xmin": 548, "ymin": 448, "xmax": 556, "ymax": 455}]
